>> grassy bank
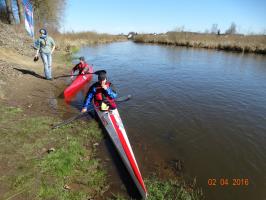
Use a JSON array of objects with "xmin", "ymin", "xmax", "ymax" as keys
[
  {"xmin": 0, "ymin": 106, "xmax": 108, "ymax": 200},
  {"xmin": 133, "ymin": 32, "xmax": 266, "ymax": 54},
  {"xmin": 0, "ymin": 105, "xmax": 204, "ymax": 200}
]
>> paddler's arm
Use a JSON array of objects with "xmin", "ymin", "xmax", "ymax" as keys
[
  {"xmin": 81, "ymin": 63, "xmax": 90, "ymax": 74},
  {"xmin": 70, "ymin": 63, "xmax": 79, "ymax": 79},
  {"xmin": 71, "ymin": 63, "xmax": 79, "ymax": 75},
  {"xmin": 81, "ymin": 86, "xmax": 96, "ymax": 112},
  {"xmin": 105, "ymin": 84, "xmax": 117, "ymax": 99}
]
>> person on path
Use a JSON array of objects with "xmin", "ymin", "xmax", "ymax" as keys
[{"xmin": 34, "ymin": 28, "xmax": 55, "ymax": 80}]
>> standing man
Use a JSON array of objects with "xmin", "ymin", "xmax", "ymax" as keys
[{"xmin": 34, "ymin": 28, "xmax": 55, "ymax": 80}]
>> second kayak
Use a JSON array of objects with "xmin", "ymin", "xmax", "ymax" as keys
[{"xmin": 64, "ymin": 65, "xmax": 93, "ymax": 101}]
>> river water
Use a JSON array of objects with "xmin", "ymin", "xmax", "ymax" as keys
[{"xmin": 72, "ymin": 41, "xmax": 266, "ymax": 200}]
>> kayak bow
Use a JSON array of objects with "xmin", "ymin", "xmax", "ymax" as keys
[{"xmin": 95, "ymin": 106, "xmax": 148, "ymax": 199}]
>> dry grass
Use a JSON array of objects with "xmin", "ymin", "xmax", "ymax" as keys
[
  {"xmin": 52, "ymin": 31, "xmax": 127, "ymax": 52},
  {"xmin": 133, "ymin": 32, "xmax": 266, "ymax": 54},
  {"xmin": 0, "ymin": 22, "xmax": 127, "ymax": 53}
]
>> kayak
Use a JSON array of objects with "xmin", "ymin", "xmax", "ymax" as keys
[
  {"xmin": 64, "ymin": 65, "xmax": 93, "ymax": 101},
  {"xmin": 94, "ymin": 106, "xmax": 148, "ymax": 199}
]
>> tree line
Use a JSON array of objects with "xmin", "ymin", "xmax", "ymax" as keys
[{"xmin": 0, "ymin": 0, "xmax": 65, "ymax": 30}]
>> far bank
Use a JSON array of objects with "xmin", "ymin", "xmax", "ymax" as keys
[{"xmin": 132, "ymin": 32, "xmax": 266, "ymax": 54}]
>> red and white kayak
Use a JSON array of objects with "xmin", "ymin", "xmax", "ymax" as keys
[
  {"xmin": 94, "ymin": 106, "xmax": 148, "ymax": 199},
  {"xmin": 64, "ymin": 65, "xmax": 93, "ymax": 101}
]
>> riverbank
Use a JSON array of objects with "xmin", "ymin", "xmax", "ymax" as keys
[
  {"xmin": 133, "ymin": 32, "xmax": 266, "ymax": 54},
  {"xmin": 0, "ymin": 22, "xmax": 110, "ymax": 199},
  {"xmin": 0, "ymin": 23, "xmax": 204, "ymax": 199}
]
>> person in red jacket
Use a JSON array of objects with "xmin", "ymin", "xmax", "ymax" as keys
[
  {"xmin": 71, "ymin": 56, "xmax": 90, "ymax": 80},
  {"xmin": 81, "ymin": 71, "xmax": 117, "ymax": 113}
]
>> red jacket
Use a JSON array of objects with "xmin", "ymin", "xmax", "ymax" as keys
[{"xmin": 71, "ymin": 62, "xmax": 89, "ymax": 75}]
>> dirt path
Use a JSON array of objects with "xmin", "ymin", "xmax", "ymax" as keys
[{"xmin": 0, "ymin": 47, "xmax": 72, "ymax": 117}]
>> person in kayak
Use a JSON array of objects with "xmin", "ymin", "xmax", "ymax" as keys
[
  {"xmin": 70, "ymin": 56, "xmax": 90, "ymax": 80},
  {"xmin": 34, "ymin": 28, "xmax": 55, "ymax": 80},
  {"xmin": 81, "ymin": 71, "xmax": 117, "ymax": 112}
]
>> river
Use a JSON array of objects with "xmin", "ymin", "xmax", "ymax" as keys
[{"xmin": 70, "ymin": 41, "xmax": 266, "ymax": 200}]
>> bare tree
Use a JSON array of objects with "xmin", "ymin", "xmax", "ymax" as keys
[
  {"xmin": 31, "ymin": 0, "xmax": 66, "ymax": 30},
  {"xmin": 0, "ymin": 0, "xmax": 8, "ymax": 23},
  {"xmin": 211, "ymin": 24, "xmax": 218, "ymax": 34},
  {"xmin": 174, "ymin": 25, "xmax": 185, "ymax": 32},
  {"xmin": 5, "ymin": 0, "xmax": 15, "ymax": 24},
  {"xmin": 225, "ymin": 22, "xmax": 237, "ymax": 34},
  {"xmin": 16, "ymin": 0, "xmax": 24, "ymax": 24}
]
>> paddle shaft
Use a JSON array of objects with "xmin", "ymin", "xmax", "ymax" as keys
[
  {"xmin": 54, "ymin": 70, "xmax": 106, "ymax": 79},
  {"xmin": 52, "ymin": 95, "xmax": 131, "ymax": 129}
]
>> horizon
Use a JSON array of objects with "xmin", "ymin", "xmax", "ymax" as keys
[{"xmin": 61, "ymin": 0, "xmax": 266, "ymax": 35}]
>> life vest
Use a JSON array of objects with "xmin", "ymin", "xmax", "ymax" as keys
[
  {"xmin": 94, "ymin": 82, "xmax": 116, "ymax": 109},
  {"xmin": 78, "ymin": 62, "xmax": 88, "ymax": 74}
]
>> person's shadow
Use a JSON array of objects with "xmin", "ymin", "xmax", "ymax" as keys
[{"xmin": 13, "ymin": 68, "xmax": 46, "ymax": 79}]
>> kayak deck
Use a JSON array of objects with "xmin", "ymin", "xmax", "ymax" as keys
[{"xmin": 95, "ymin": 107, "xmax": 148, "ymax": 199}]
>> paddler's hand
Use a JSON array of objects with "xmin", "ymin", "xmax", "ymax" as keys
[
  {"xmin": 81, "ymin": 108, "xmax": 87, "ymax": 113},
  {"xmin": 101, "ymin": 83, "xmax": 108, "ymax": 90}
]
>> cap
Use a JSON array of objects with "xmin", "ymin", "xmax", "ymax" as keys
[{"xmin": 39, "ymin": 28, "xmax": 47, "ymax": 35}]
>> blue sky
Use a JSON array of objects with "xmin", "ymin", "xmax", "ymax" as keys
[{"xmin": 62, "ymin": 0, "xmax": 266, "ymax": 34}]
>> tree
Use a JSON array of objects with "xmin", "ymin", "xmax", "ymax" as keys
[
  {"xmin": 211, "ymin": 24, "xmax": 218, "ymax": 34},
  {"xmin": 5, "ymin": 0, "xmax": 15, "ymax": 24},
  {"xmin": 225, "ymin": 22, "xmax": 237, "ymax": 34},
  {"xmin": 31, "ymin": 0, "xmax": 66, "ymax": 30},
  {"xmin": 16, "ymin": 0, "xmax": 24, "ymax": 24}
]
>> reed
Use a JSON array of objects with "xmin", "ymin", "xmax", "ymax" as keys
[
  {"xmin": 133, "ymin": 32, "xmax": 266, "ymax": 54},
  {"xmin": 52, "ymin": 31, "xmax": 127, "ymax": 52}
]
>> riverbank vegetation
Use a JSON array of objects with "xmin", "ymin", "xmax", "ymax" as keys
[
  {"xmin": 0, "ymin": 0, "xmax": 126, "ymax": 52},
  {"xmin": 0, "ymin": 106, "xmax": 108, "ymax": 200},
  {"xmin": 54, "ymin": 31, "xmax": 126, "ymax": 52},
  {"xmin": 133, "ymin": 31, "xmax": 266, "ymax": 54}
]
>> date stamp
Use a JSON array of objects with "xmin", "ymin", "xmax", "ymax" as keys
[{"xmin": 207, "ymin": 178, "xmax": 249, "ymax": 187}]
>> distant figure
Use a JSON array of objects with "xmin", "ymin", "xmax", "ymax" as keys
[
  {"xmin": 217, "ymin": 29, "xmax": 220, "ymax": 35},
  {"xmin": 34, "ymin": 28, "xmax": 55, "ymax": 80},
  {"xmin": 70, "ymin": 56, "xmax": 90, "ymax": 80}
]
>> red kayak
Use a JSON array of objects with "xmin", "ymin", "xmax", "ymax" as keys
[{"xmin": 64, "ymin": 65, "xmax": 93, "ymax": 101}]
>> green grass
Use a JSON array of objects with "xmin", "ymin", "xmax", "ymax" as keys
[
  {"xmin": 0, "ymin": 106, "xmax": 108, "ymax": 200},
  {"xmin": 108, "ymin": 177, "xmax": 204, "ymax": 200},
  {"xmin": 0, "ymin": 106, "xmax": 204, "ymax": 200},
  {"xmin": 145, "ymin": 177, "xmax": 204, "ymax": 200}
]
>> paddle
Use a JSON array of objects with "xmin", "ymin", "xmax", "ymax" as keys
[
  {"xmin": 52, "ymin": 94, "xmax": 132, "ymax": 129},
  {"xmin": 54, "ymin": 70, "xmax": 107, "ymax": 79}
]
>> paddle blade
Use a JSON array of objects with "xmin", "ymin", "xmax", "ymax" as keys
[{"xmin": 115, "ymin": 94, "xmax": 132, "ymax": 102}]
